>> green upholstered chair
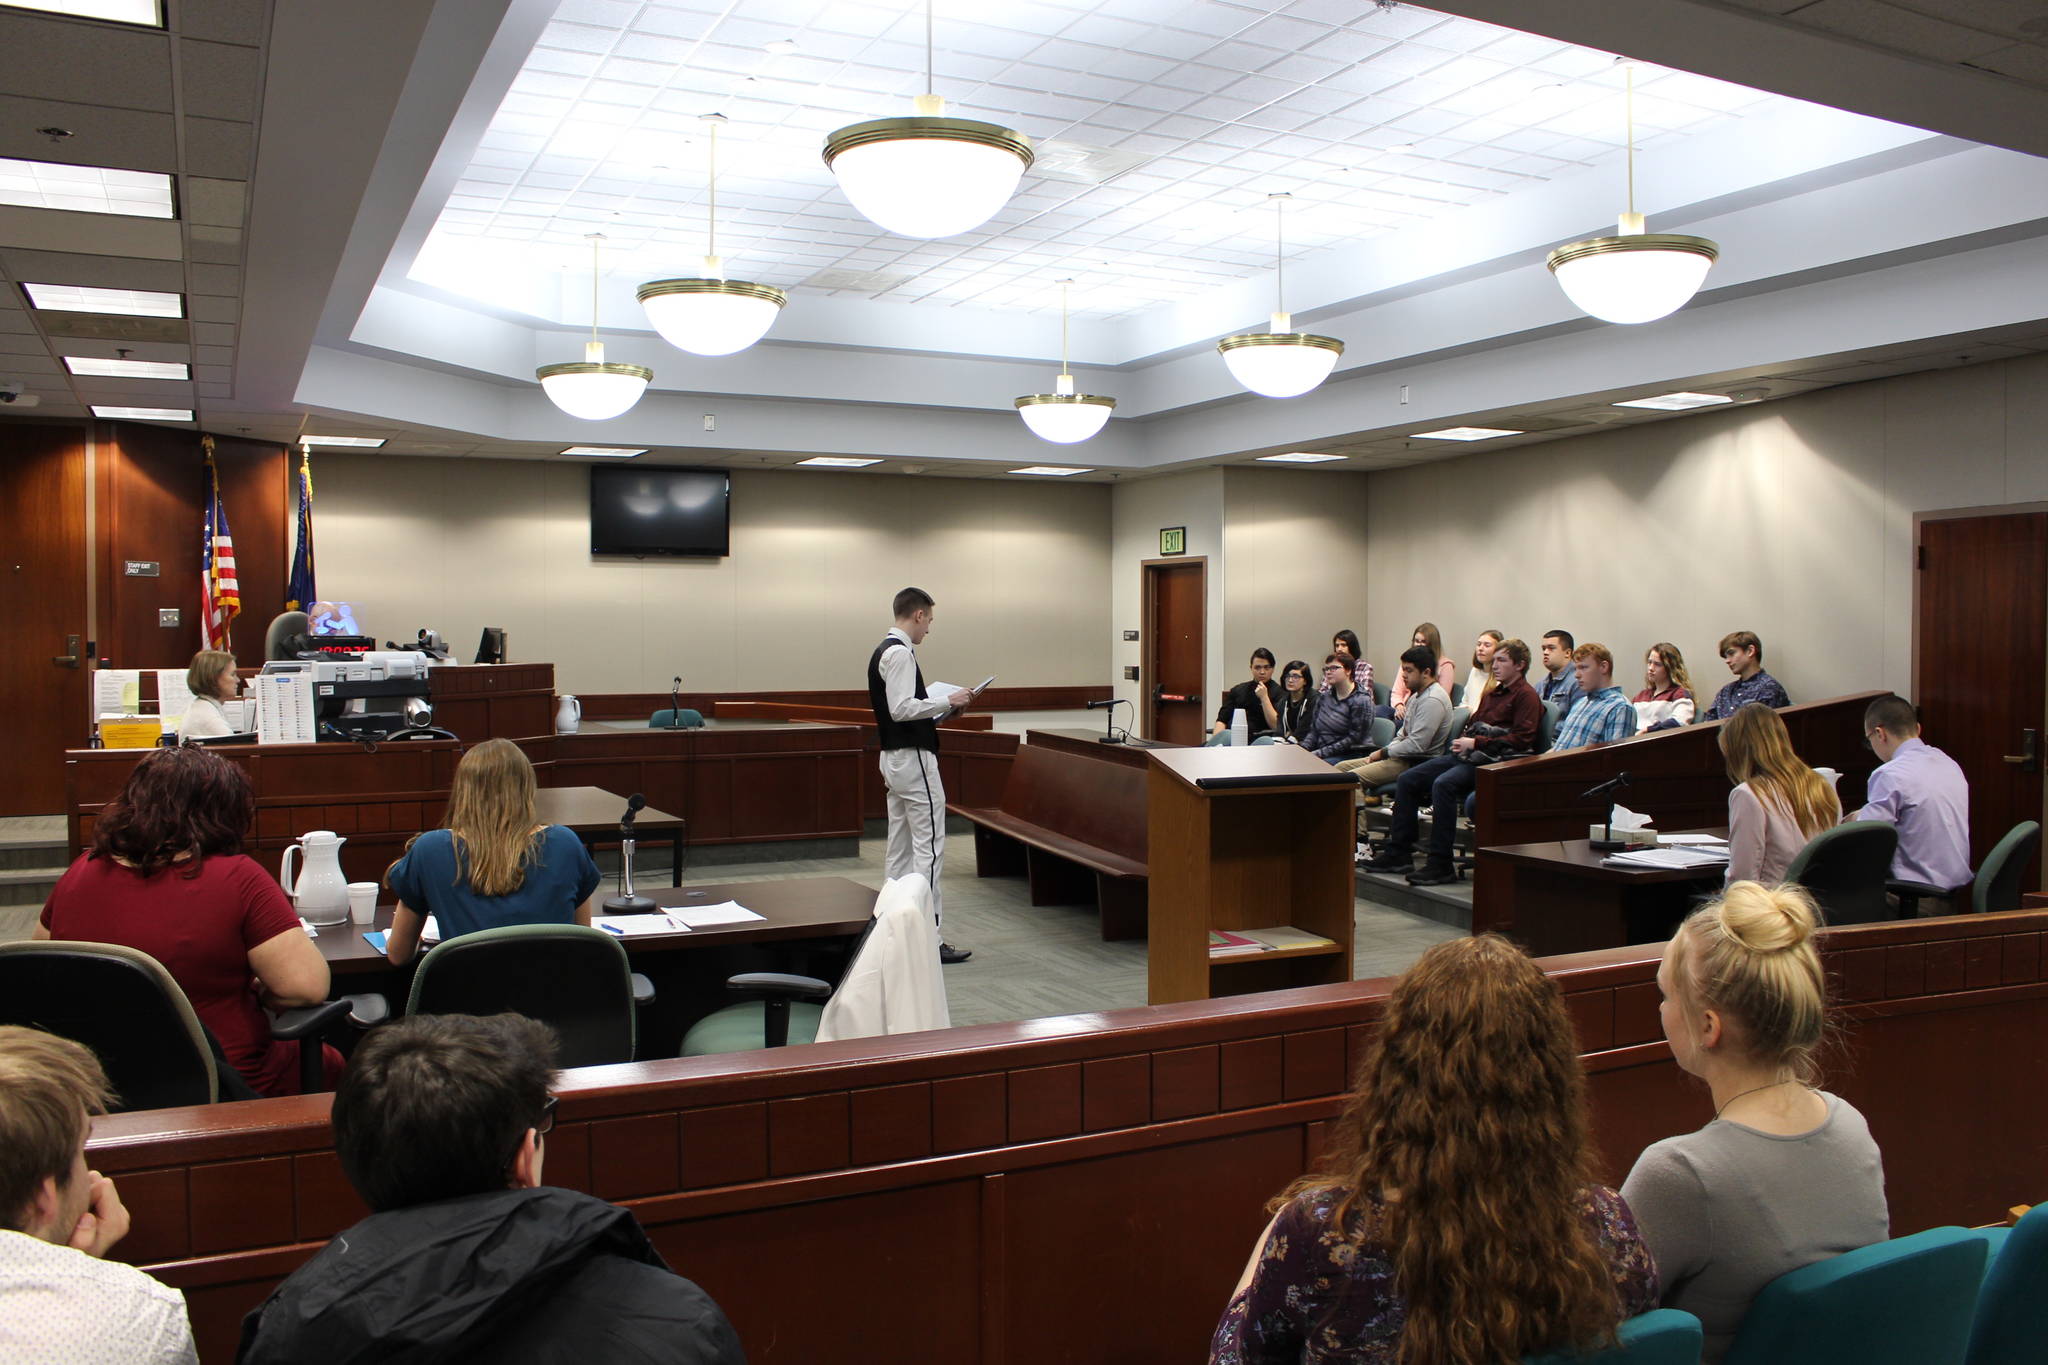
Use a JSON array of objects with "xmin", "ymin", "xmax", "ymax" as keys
[
  {"xmin": 1890, "ymin": 820, "xmax": 2040, "ymax": 916},
  {"xmin": 680, "ymin": 912, "xmax": 882, "ymax": 1056},
  {"xmin": 1722, "ymin": 1226, "xmax": 1988, "ymax": 1365},
  {"xmin": 1524, "ymin": 1309, "xmax": 1704, "ymax": 1364},
  {"xmin": 406, "ymin": 923, "xmax": 645, "ymax": 1067},
  {"xmin": 1367, "ymin": 716, "xmax": 1397, "ymax": 751},
  {"xmin": 1964, "ymin": 1203, "xmax": 2048, "ymax": 1365},
  {"xmin": 649, "ymin": 708, "xmax": 704, "ymax": 728},
  {"xmin": 1783, "ymin": 820, "xmax": 1900, "ymax": 925}
]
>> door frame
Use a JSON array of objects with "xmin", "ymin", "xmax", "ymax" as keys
[{"xmin": 1140, "ymin": 556, "xmax": 1206, "ymax": 743}]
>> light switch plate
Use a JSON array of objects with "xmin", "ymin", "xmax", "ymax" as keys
[
  {"xmin": 1123, "ymin": 665, "xmax": 1139, "ymax": 680},
  {"xmin": 158, "ymin": 608, "xmax": 180, "ymax": 627},
  {"xmin": 1122, "ymin": 630, "xmax": 1138, "ymax": 641}
]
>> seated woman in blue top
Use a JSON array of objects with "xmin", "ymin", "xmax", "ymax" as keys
[{"xmin": 383, "ymin": 739, "xmax": 601, "ymax": 964}]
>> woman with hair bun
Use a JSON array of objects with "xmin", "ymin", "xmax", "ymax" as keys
[
  {"xmin": 1623, "ymin": 882, "xmax": 1888, "ymax": 1362},
  {"xmin": 1211, "ymin": 934, "xmax": 1657, "ymax": 1364}
]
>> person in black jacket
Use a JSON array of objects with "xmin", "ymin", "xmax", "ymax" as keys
[
  {"xmin": 1206, "ymin": 647, "xmax": 1282, "ymax": 744},
  {"xmin": 237, "ymin": 1014, "xmax": 745, "ymax": 1365}
]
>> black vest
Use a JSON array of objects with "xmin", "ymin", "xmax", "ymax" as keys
[{"xmin": 869, "ymin": 637, "xmax": 939, "ymax": 753}]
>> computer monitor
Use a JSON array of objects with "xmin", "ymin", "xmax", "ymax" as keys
[
  {"xmin": 475, "ymin": 627, "xmax": 506, "ymax": 665},
  {"xmin": 307, "ymin": 601, "xmax": 361, "ymax": 636}
]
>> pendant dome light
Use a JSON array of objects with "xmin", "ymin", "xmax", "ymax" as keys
[
  {"xmin": 822, "ymin": 0, "xmax": 1032, "ymax": 239},
  {"xmin": 637, "ymin": 114, "xmax": 787, "ymax": 357},
  {"xmin": 1217, "ymin": 194, "xmax": 1343, "ymax": 399},
  {"xmin": 538, "ymin": 234, "xmax": 652, "ymax": 421},
  {"xmin": 1015, "ymin": 280, "xmax": 1114, "ymax": 444},
  {"xmin": 1546, "ymin": 64, "xmax": 1719, "ymax": 325}
]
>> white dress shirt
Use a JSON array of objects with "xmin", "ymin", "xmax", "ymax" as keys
[{"xmin": 0, "ymin": 1228, "xmax": 196, "ymax": 1364}]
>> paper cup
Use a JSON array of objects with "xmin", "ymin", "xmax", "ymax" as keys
[{"xmin": 347, "ymin": 882, "xmax": 380, "ymax": 925}]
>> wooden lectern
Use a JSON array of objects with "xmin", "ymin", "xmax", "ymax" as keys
[{"xmin": 1147, "ymin": 745, "xmax": 1358, "ymax": 1004}]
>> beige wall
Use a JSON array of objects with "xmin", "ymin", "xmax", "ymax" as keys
[
  {"xmin": 1222, "ymin": 465, "xmax": 1373, "ymax": 681},
  {"xmin": 1363, "ymin": 352, "xmax": 2048, "ymax": 704},
  {"xmin": 315, "ymin": 457, "xmax": 1113, "ymax": 696}
]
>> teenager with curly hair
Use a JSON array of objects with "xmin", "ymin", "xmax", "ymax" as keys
[
  {"xmin": 1209, "ymin": 934, "xmax": 1658, "ymax": 1364},
  {"xmin": 1623, "ymin": 883, "xmax": 1887, "ymax": 1361}
]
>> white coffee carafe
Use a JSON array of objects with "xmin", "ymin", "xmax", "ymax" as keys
[
  {"xmin": 280, "ymin": 830, "xmax": 350, "ymax": 926},
  {"xmin": 555, "ymin": 695, "xmax": 582, "ymax": 734}
]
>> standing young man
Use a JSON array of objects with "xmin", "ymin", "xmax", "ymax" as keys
[
  {"xmin": 870, "ymin": 587, "xmax": 975, "ymax": 965},
  {"xmin": 1702, "ymin": 630, "xmax": 1792, "ymax": 720},
  {"xmin": 0, "ymin": 1027, "xmax": 196, "ymax": 1364},
  {"xmin": 1536, "ymin": 629, "xmax": 1582, "ymax": 716}
]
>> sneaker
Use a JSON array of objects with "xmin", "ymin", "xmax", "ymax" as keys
[
  {"xmin": 1359, "ymin": 794, "xmax": 1382, "ymax": 807},
  {"xmin": 939, "ymin": 941, "xmax": 973, "ymax": 965}
]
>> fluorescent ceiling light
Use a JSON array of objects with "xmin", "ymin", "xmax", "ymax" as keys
[
  {"xmin": 63, "ymin": 356, "xmax": 188, "ymax": 380},
  {"xmin": 23, "ymin": 282, "xmax": 183, "ymax": 317},
  {"xmin": 1009, "ymin": 465, "xmax": 1091, "ymax": 476},
  {"xmin": 1257, "ymin": 452, "xmax": 1346, "ymax": 463},
  {"xmin": 1409, "ymin": 426, "xmax": 1524, "ymax": 441},
  {"xmin": 0, "ymin": 1, "xmax": 163, "ymax": 24},
  {"xmin": 561, "ymin": 445, "xmax": 646, "ymax": 457},
  {"xmin": 300, "ymin": 435, "xmax": 387, "ymax": 448},
  {"xmin": 797, "ymin": 456, "xmax": 883, "ymax": 467},
  {"xmin": 0, "ymin": 156, "xmax": 173, "ymax": 218},
  {"xmin": 91, "ymin": 405, "xmax": 191, "ymax": 421},
  {"xmin": 1611, "ymin": 391, "xmax": 1735, "ymax": 411}
]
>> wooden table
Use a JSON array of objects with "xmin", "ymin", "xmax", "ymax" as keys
[
  {"xmin": 535, "ymin": 785, "xmax": 686, "ymax": 887},
  {"xmin": 1474, "ymin": 829, "xmax": 1731, "ymax": 957}
]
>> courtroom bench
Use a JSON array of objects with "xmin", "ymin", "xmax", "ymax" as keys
[
  {"xmin": 85, "ymin": 907, "xmax": 2048, "ymax": 1365},
  {"xmin": 948, "ymin": 740, "xmax": 1148, "ymax": 939}
]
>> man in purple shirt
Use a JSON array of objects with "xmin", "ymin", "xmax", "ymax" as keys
[{"xmin": 1854, "ymin": 694, "xmax": 1972, "ymax": 894}]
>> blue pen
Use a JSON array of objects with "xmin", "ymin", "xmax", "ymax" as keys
[{"xmin": 598, "ymin": 922, "xmax": 625, "ymax": 935}]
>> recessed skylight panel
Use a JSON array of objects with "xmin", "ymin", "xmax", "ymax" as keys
[
  {"xmin": 0, "ymin": 157, "xmax": 173, "ymax": 218},
  {"xmin": 23, "ymin": 283, "xmax": 184, "ymax": 317}
]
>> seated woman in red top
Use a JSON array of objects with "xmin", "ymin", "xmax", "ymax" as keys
[
  {"xmin": 1210, "ymin": 934, "xmax": 1658, "ymax": 1364},
  {"xmin": 39, "ymin": 746, "xmax": 335, "ymax": 1098}
]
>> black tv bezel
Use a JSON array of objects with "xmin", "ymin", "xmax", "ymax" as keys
[{"xmin": 589, "ymin": 464, "xmax": 731, "ymax": 558}]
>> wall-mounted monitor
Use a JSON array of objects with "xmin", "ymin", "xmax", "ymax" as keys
[{"xmin": 589, "ymin": 466, "xmax": 730, "ymax": 557}]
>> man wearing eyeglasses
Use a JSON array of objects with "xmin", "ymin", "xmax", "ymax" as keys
[
  {"xmin": 1298, "ymin": 653, "xmax": 1374, "ymax": 764},
  {"xmin": 238, "ymin": 1014, "xmax": 745, "ymax": 1364}
]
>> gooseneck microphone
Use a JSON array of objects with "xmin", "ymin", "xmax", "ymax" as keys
[
  {"xmin": 670, "ymin": 676, "xmax": 683, "ymax": 728},
  {"xmin": 605, "ymin": 792, "xmax": 657, "ymax": 913}
]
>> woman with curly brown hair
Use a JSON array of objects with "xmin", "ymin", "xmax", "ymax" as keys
[
  {"xmin": 1209, "ymin": 934, "xmax": 1657, "ymax": 1364},
  {"xmin": 38, "ymin": 746, "xmax": 335, "ymax": 1098}
]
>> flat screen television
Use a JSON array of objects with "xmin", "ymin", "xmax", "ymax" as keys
[{"xmin": 589, "ymin": 466, "xmax": 730, "ymax": 557}]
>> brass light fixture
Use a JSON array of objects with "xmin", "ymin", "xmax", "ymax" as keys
[
  {"xmin": 537, "ymin": 234, "xmax": 652, "ymax": 421},
  {"xmin": 1216, "ymin": 194, "xmax": 1344, "ymax": 399},
  {"xmin": 637, "ymin": 114, "xmax": 787, "ymax": 357},
  {"xmin": 1015, "ymin": 280, "xmax": 1115, "ymax": 444}
]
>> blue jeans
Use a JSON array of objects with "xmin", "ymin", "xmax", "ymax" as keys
[{"xmin": 1385, "ymin": 753, "xmax": 1479, "ymax": 866}]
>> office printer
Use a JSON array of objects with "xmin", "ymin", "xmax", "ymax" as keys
[{"xmin": 259, "ymin": 651, "xmax": 441, "ymax": 741}]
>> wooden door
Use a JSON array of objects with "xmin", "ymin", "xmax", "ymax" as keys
[
  {"xmin": 1143, "ymin": 559, "xmax": 1205, "ymax": 745},
  {"xmin": 1915, "ymin": 511, "xmax": 2046, "ymax": 888},
  {"xmin": 0, "ymin": 423, "xmax": 91, "ymax": 816}
]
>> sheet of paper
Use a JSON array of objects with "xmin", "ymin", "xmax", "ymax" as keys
[
  {"xmin": 156, "ymin": 669, "xmax": 195, "ymax": 719},
  {"xmin": 670, "ymin": 900, "xmax": 765, "ymax": 927},
  {"xmin": 1658, "ymin": 833, "xmax": 1728, "ymax": 845},
  {"xmin": 95, "ymin": 669, "xmax": 141, "ymax": 715},
  {"xmin": 594, "ymin": 913, "xmax": 691, "ymax": 937},
  {"xmin": 1603, "ymin": 846, "xmax": 1731, "ymax": 871}
]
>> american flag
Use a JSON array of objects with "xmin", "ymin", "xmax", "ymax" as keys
[{"xmin": 201, "ymin": 437, "xmax": 240, "ymax": 650}]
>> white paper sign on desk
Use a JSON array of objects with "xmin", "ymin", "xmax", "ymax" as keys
[{"xmin": 671, "ymin": 900, "xmax": 765, "ymax": 928}]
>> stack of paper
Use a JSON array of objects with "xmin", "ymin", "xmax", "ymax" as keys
[
  {"xmin": 671, "ymin": 900, "xmax": 765, "ymax": 928},
  {"xmin": 1602, "ymin": 845, "xmax": 1732, "ymax": 872},
  {"xmin": 255, "ymin": 672, "xmax": 315, "ymax": 744}
]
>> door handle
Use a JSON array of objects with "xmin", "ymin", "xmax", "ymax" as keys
[
  {"xmin": 2003, "ymin": 728, "xmax": 2039, "ymax": 773},
  {"xmin": 51, "ymin": 634, "xmax": 80, "ymax": 668}
]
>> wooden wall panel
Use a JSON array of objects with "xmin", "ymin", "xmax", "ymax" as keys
[
  {"xmin": 0, "ymin": 420, "xmax": 92, "ymax": 814},
  {"xmin": 84, "ymin": 911, "xmax": 2048, "ymax": 1365}
]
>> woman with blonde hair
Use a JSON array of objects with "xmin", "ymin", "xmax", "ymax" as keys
[
  {"xmin": 178, "ymin": 648, "xmax": 242, "ymax": 741},
  {"xmin": 1459, "ymin": 629, "xmax": 1503, "ymax": 710},
  {"xmin": 1632, "ymin": 641, "xmax": 1696, "ymax": 732},
  {"xmin": 1384, "ymin": 622, "xmax": 1458, "ymax": 721},
  {"xmin": 383, "ymin": 739, "xmax": 601, "ymax": 964},
  {"xmin": 1718, "ymin": 703, "xmax": 1841, "ymax": 886},
  {"xmin": 1623, "ymin": 883, "xmax": 1887, "ymax": 1361},
  {"xmin": 1210, "ymin": 935, "xmax": 1657, "ymax": 1364}
]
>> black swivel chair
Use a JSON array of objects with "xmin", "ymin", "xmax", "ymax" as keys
[
  {"xmin": 405, "ymin": 924, "xmax": 654, "ymax": 1067},
  {"xmin": 0, "ymin": 940, "xmax": 375, "ymax": 1107},
  {"xmin": 1783, "ymin": 821, "xmax": 1900, "ymax": 925},
  {"xmin": 1890, "ymin": 820, "xmax": 2042, "ymax": 917}
]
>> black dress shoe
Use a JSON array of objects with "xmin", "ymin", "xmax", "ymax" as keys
[
  {"xmin": 1405, "ymin": 864, "xmax": 1457, "ymax": 887},
  {"xmin": 1361, "ymin": 853, "xmax": 1414, "ymax": 874},
  {"xmin": 939, "ymin": 942, "xmax": 973, "ymax": 965}
]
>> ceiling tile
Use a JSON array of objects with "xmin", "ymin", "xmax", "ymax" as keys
[
  {"xmin": 0, "ymin": 13, "xmax": 172, "ymax": 113},
  {"xmin": 177, "ymin": 39, "xmax": 261, "ymax": 122}
]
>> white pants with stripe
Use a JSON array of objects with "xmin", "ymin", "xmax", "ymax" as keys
[{"xmin": 880, "ymin": 746, "xmax": 945, "ymax": 929}]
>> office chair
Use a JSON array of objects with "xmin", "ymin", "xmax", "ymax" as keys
[
  {"xmin": 1889, "ymin": 821, "xmax": 2041, "ymax": 917},
  {"xmin": 1723, "ymin": 1226, "xmax": 1987, "ymax": 1365},
  {"xmin": 649, "ymin": 708, "xmax": 705, "ymax": 728},
  {"xmin": 1524, "ymin": 1309, "xmax": 1704, "ymax": 1364},
  {"xmin": 0, "ymin": 940, "xmax": 375, "ymax": 1107},
  {"xmin": 1537, "ymin": 699, "xmax": 1562, "ymax": 754},
  {"xmin": 1372, "ymin": 679, "xmax": 1391, "ymax": 709},
  {"xmin": 1783, "ymin": 821, "xmax": 1899, "ymax": 925},
  {"xmin": 1964, "ymin": 1202, "xmax": 2048, "ymax": 1365},
  {"xmin": 681, "ymin": 911, "xmax": 883, "ymax": 1055},
  {"xmin": 405, "ymin": 924, "xmax": 654, "ymax": 1067}
]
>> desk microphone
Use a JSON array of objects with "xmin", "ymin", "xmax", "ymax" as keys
[
  {"xmin": 1581, "ymin": 772, "xmax": 1632, "ymax": 851},
  {"xmin": 606, "ymin": 793, "xmax": 656, "ymax": 914},
  {"xmin": 1089, "ymin": 695, "xmax": 1133, "ymax": 743},
  {"xmin": 1086, "ymin": 698, "xmax": 1117, "ymax": 709},
  {"xmin": 670, "ymin": 677, "xmax": 683, "ymax": 728}
]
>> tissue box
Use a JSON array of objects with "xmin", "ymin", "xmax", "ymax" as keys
[{"xmin": 1590, "ymin": 824, "xmax": 1660, "ymax": 847}]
